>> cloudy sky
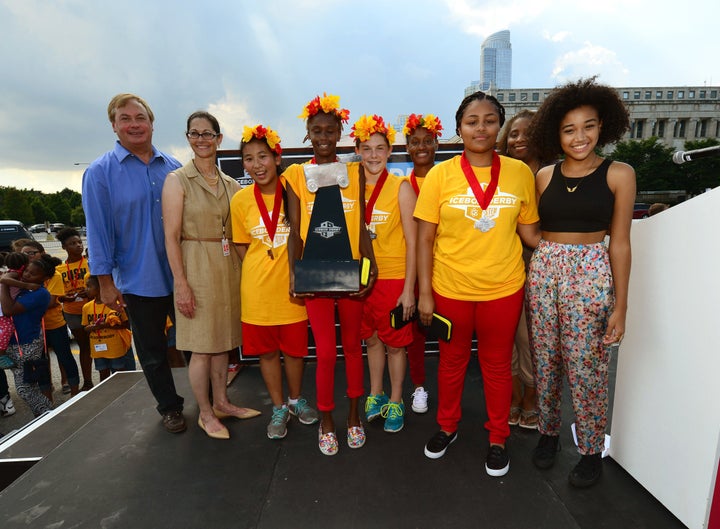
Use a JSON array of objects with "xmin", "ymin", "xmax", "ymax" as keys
[{"xmin": 1, "ymin": 0, "xmax": 717, "ymax": 193}]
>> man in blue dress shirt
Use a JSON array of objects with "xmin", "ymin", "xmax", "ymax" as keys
[{"xmin": 82, "ymin": 93, "xmax": 186, "ymax": 433}]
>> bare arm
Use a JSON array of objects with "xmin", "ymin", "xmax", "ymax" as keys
[
  {"xmin": 162, "ymin": 172, "xmax": 195, "ymax": 318},
  {"xmin": 286, "ymin": 184, "xmax": 308, "ymax": 298},
  {"xmin": 516, "ymin": 222, "xmax": 541, "ymax": 249},
  {"xmin": 397, "ymin": 181, "xmax": 418, "ymax": 319},
  {"xmin": 0, "ymin": 275, "xmax": 40, "ymax": 291},
  {"xmin": 234, "ymin": 243, "xmax": 248, "ymax": 261},
  {"xmin": 605, "ymin": 161, "xmax": 636, "ymax": 344},
  {"xmin": 0, "ymin": 279, "xmax": 25, "ymax": 316},
  {"xmin": 416, "ymin": 219, "xmax": 437, "ymax": 326}
]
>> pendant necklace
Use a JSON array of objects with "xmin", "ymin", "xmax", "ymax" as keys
[{"xmin": 563, "ymin": 155, "xmax": 600, "ymax": 193}]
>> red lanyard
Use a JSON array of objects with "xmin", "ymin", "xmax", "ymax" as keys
[
  {"xmin": 364, "ymin": 169, "xmax": 389, "ymax": 226},
  {"xmin": 409, "ymin": 170, "xmax": 420, "ymax": 196},
  {"xmin": 253, "ymin": 180, "xmax": 283, "ymax": 243},
  {"xmin": 65, "ymin": 257, "xmax": 84, "ymax": 291},
  {"xmin": 460, "ymin": 151, "xmax": 500, "ymax": 211}
]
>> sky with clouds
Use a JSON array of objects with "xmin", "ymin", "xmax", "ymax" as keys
[{"xmin": 1, "ymin": 0, "xmax": 717, "ymax": 193}]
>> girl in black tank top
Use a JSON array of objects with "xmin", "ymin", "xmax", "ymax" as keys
[{"xmin": 524, "ymin": 77, "xmax": 636, "ymax": 488}]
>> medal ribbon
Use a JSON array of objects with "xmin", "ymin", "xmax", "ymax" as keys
[
  {"xmin": 364, "ymin": 169, "xmax": 389, "ymax": 226},
  {"xmin": 409, "ymin": 169, "xmax": 420, "ymax": 196},
  {"xmin": 253, "ymin": 179, "xmax": 283, "ymax": 243},
  {"xmin": 460, "ymin": 151, "xmax": 501, "ymax": 212}
]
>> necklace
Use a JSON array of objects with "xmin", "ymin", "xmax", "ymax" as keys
[
  {"xmin": 192, "ymin": 160, "xmax": 219, "ymax": 185},
  {"xmin": 563, "ymin": 155, "xmax": 600, "ymax": 193}
]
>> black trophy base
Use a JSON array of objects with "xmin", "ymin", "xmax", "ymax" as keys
[{"xmin": 294, "ymin": 259, "xmax": 360, "ymax": 294}]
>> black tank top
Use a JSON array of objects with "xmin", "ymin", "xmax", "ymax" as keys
[{"xmin": 538, "ymin": 158, "xmax": 614, "ymax": 232}]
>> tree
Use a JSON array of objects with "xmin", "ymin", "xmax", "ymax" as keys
[
  {"xmin": 2, "ymin": 188, "xmax": 34, "ymax": 224},
  {"xmin": 608, "ymin": 137, "xmax": 684, "ymax": 192},
  {"xmin": 45, "ymin": 193, "xmax": 72, "ymax": 224},
  {"xmin": 29, "ymin": 196, "xmax": 55, "ymax": 224},
  {"xmin": 70, "ymin": 205, "xmax": 86, "ymax": 227},
  {"xmin": 678, "ymin": 138, "xmax": 720, "ymax": 196}
]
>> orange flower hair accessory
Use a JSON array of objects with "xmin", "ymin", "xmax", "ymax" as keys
[
  {"xmin": 402, "ymin": 113, "xmax": 443, "ymax": 138},
  {"xmin": 350, "ymin": 114, "xmax": 396, "ymax": 144},
  {"xmin": 298, "ymin": 92, "xmax": 350, "ymax": 123},
  {"xmin": 242, "ymin": 124, "xmax": 282, "ymax": 155}
]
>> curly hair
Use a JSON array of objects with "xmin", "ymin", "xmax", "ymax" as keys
[
  {"xmin": 497, "ymin": 109, "xmax": 536, "ymax": 156},
  {"xmin": 29, "ymin": 254, "xmax": 61, "ymax": 279},
  {"xmin": 527, "ymin": 76, "xmax": 630, "ymax": 162}
]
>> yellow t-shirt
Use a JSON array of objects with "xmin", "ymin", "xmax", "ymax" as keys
[
  {"xmin": 44, "ymin": 271, "xmax": 66, "ymax": 330},
  {"xmin": 81, "ymin": 300, "xmax": 130, "ymax": 359},
  {"xmin": 61, "ymin": 258, "xmax": 90, "ymax": 315},
  {"xmin": 282, "ymin": 161, "xmax": 362, "ymax": 260},
  {"xmin": 366, "ymin": 174, "xmax": 411, "ymax": 279},
  {"xmin": 414, "ymin": 154, "xmax": 539, "ymax": 301},
  {"xmin": 230, "ymin": 181, "xmax": 307, "ymax": 326}
]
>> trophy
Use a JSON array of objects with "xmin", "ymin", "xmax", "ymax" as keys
[{"xmin": 294, "ymin": 162, "xmax": 367, "ymax": 294}]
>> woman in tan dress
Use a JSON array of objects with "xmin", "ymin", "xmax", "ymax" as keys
[{"xmin": 162, "ymin": 111, "xmax": 260, "ymax": 440}]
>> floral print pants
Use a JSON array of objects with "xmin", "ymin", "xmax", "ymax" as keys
[{"xmin": 526, "ymin": 240, "xmax": 614, "ymax": 455}]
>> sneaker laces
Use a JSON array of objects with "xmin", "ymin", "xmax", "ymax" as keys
[
  {"xmin": 292, "ymin": 398, "xmax": 309, "ymax": 415},
  {"xmin": 380, "ymin": 402, "xmax": 404, "ymax": 419},
  {"xmin": 365, "ymin": 394, "xmax": 381, "ymax": 412},
  {"xmin": 270, "ymin": 407, "xmax": 288, "ymax": 425}
]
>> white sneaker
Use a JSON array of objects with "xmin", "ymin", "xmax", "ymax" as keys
[
  {"xmin": 0, "ymin": 394, "xmax": 16, "ymax": 417},
  {"xmin": 411, "ymin": 386, "xmax": 428, "ymax": 414}
]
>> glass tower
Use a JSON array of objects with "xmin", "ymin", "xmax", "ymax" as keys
[{"xmin": 480, "ymin": 30, "xmax": 511, "ymax": 92}]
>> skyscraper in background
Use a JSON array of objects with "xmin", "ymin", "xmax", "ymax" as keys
[{"xmin": 480, "ymin": 30, "xmax": 511, "ymax": 92}]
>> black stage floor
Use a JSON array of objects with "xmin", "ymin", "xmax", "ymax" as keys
[{"xmin": 0, "ymin": 357, "xmax": 685, "ymax": 529}]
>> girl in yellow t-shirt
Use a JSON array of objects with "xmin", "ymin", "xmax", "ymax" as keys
[
  {"xmin": 231, "ymin": 124, "xmax": 318, "ymax": 442},
  {"xmin": 351, "ymin": 115, "xmax": 416, "ymax": 434},
  {"xmin": 414, "ymin": 91, "xmax": 540, "ymax": 476}
]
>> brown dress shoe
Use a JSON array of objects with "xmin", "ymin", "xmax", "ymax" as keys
[{"xmin": 162, "ymin": 411, "xmax": 187, "ymax": 433}]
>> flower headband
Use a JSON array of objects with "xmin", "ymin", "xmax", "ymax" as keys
[
  {"xmin": 350, "ymin": 114, "xmax": 396, "ymax": 144},
  {"xmin": 298, "ymin": 92, "xmax": 350, "ymax": 123},
  {"xmin": 241, "ymin": 124, "xmax": 282, "ymax": 155},
  {"xmin": 402, "ymin": 113, "xmax": 443, "ymax": 138}
]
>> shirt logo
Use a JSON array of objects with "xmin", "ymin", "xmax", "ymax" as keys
[
  {"xmin": 251, "ymin": 214, "xmax": 290, "ymax": 249},
  {"xmin": 313, "ymin": 221, "xmax": 343, "ymax": 239},
  {"xmin": 449, "ymin": 185, "xmax": 518, "ymax": 224}
]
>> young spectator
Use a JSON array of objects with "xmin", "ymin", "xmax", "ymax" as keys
[
  {"xmin": 352, "ymin": 115, "xmax": 416, "ymax": 433},
  {"xmin": 56, "ymin": 228, "xmax": 93, "ymax": 391},
  {"xmin": 648, "ymin": 202, "xmax": 669, "ymax": 216},
  {"xmin": 82, "ymin": 275, "xmax": 135, "ymax": 381},
  {"xmin": 414, "ymin": 91, "xmax": 540, "ymax": 476},
  {"xmin": 526, "ymin": 77, "xmax": 635, "ymax": 487},
  {"xmin": 231, "ymin": 124, "xmax": 318, "ymax": 440},
  {"xmin": 1, "ymin": 255, "xmax": 60, "ymax": 416},
  {"xmin": 284, "ymin": 93, "xmax": 377, "ymax": 455},
  {"xmin": 402, "ymin": 113, "xmax": 443, "ymax": 414}
]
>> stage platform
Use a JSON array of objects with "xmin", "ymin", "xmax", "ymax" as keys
[{"xmin": 0, "ymin": 357, "xmax": 685, "ymax": 528}]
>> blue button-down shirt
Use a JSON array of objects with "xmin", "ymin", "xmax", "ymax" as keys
[{"xmin": 82, "ymin": 141, "xmax": 181, "ymax": 297}]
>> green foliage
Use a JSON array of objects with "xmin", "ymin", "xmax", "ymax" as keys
[
  {"xmin": 609, "ymin": 137, "xmax": 719, "ymax": 196},
  {"xmin": 678, "ymin": 138, "xmax": 720, "ymax": 196},
  {"xmin": 608, "ymin": 137, "xmax": 683, "ymax": 192},
  {"xmin": 0, "ymin": 186, "xmax": 83, "ymax": 226}
]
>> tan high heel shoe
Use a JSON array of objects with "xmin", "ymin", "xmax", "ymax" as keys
[{"xmin": 198, "ymin": 416, "xmax": 230, "ymax": 439}]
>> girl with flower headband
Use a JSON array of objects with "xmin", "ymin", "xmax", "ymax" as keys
[
  {"xmin": 284, "ymin": 93, "xmax": 377, "ymax": 456},
  {"xmin": 414, "ymin": 92, "xmax": 540, "ymax": 476},
  {"xmin": 402, "ymin": 113, "xmax": 443, "ymax": 415},
  {"xmin": 230, "ymin": 124, "xmax": 319, "ymax": 441},
  {"xmin": 163, "ymin": 111, "xmax": 259, "ymax": 440},
  {"xmin": 352, "ymin": 114, "xmax": 417, "ymax": 434}
]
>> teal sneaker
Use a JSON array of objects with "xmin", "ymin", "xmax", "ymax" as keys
[
  {"xmin": 288, "ymin": 397, "xmax": 319, "ymax": 425},
  {"xmin": 381, "ymin": 401, "xmax": 405, "ymax": 433},
  {"xmin": 365, "ymin": 393, "xmax": 389, "ymax": 422},
  {"xmin": 267, "ymin": 406, "xmax": 290, "ymax": 440}
]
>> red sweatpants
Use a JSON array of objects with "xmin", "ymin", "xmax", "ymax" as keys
[
  {"xmin": 434, "ymin": 288, "xmax": 523, "ymax": 445},
  {"xmin": 406, "ymin": 323, "xmax": 427, "ymax": 386},
  {"xmin": 306, "ymin": 296, "xmax": 364, "ymax": 412}
]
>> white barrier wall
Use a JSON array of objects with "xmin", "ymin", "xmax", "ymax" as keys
[{"xmin": 610, "ymin": 187, "xmax": 720, "ymax": 529}]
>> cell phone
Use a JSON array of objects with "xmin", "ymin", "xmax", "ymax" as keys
[
  {"xmin": 420, "ymin": 312, "xmax": 453, "ymax": 342},
  {"xmin": 389, "ymin": 304, "xmax": 418, "ymax": 329},
  {"xmin": 360, "ymin": 257, "xmax": 371, "ymax": 287}
]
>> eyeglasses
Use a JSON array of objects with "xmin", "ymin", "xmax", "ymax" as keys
[
  {"xmin": 186, "ymin": 131, "xmax": 219, "ymax": 140},
  {"xmin": 23, "ymin": 250, "xmax": 39, "ymax": 256}
]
